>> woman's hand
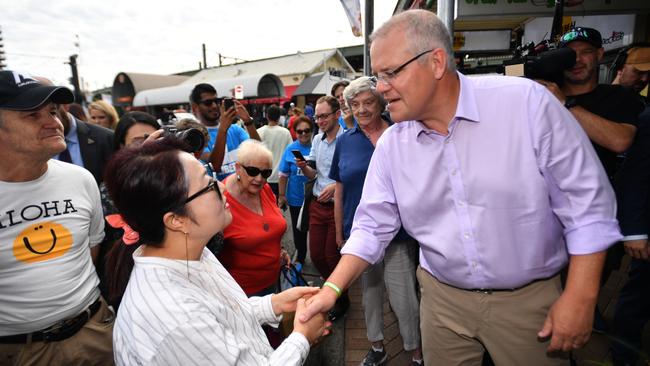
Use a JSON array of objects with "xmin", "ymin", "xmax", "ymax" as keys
[
  {"xmin": 271, "ymin": 286, "xmax": 320, "ymax": 315},
  {"xmin": 293, "ymin": 298, "xmax": 331, "ymax": 345},
  {"xmin": 277, "ymin": 195, "xmax": 288, "ymax": 211},
  {"xmin": 143, "ymin": 129, "xmax": 165, "ymax": 145}
]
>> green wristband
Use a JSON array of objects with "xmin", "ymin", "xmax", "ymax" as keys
[{"xmin": 323, "ymin": 281, "xmax": 342, "ymax": 298}]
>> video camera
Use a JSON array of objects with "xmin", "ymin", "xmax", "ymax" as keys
[
  {"xmin": 161, "ymin": 126, "xmax": 205, "ymax": 153},
  {"xmin": 503, "ymin": 41, "xmax": 576, "ymax": 85}
]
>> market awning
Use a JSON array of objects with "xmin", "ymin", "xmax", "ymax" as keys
[
  {"xmin": 133, "ymin": 73, "xmax": 284, "ymax": 107},
  {"xmin": 292, "ymin": 72, "xmax": 348, "ymax": 96}
]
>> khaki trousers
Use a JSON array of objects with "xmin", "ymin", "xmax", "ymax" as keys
[
  {"xmin": 417, "ymin": 267, "xmax": 569, "ymax": 366},
  {"xmin": 0, "ymin": 298, "xmax": 115, "ymax": 366}
]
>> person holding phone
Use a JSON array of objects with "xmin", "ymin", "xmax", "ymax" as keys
[
  {"xmin": 278, "ymin": 116, "xmax": 314, "ymax": 266},
  {"xmin": 189, "ymin": 84, "xmax": 260, "ymax": 181}
]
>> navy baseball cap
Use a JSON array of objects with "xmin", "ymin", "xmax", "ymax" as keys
[
  {"xmin": 558, "ymin": 27, "xmax": 603, "ymax": 49},
  {"xmin": 0, "ymin": 70, "xmax": 74, "ymax": 111}
]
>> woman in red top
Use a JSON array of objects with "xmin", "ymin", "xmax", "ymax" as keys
[{"xmin": 219, "ymin": 140, "xmax": 289, "ymax": 296}]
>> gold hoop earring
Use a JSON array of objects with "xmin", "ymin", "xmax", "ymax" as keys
[{"xmin": 184, "ymin": 232, "xmax": 190, "ymax": 280}]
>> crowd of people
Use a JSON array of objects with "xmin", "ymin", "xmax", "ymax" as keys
[{"xmin": 1, "ymin": 8, "xmax": 649, "ymax": 366}]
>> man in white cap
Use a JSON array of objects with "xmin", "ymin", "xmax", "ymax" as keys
[{"xmin": 0, "ymin": 71, "xmax": 113, "ymax": 365}]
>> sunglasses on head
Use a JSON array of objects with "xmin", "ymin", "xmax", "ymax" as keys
[
  {"xmin": 200, "ymin": 98, "xmax": 221, "ymax": 107},
  {"xmin": 295, "ymin": 128, "xmax": 311, "ymax": 135},
  {"xmin": 241, "ymin": 165, "xmax": 272, "ymax": 179}
]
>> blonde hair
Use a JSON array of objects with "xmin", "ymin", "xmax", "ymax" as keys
[
  {"xmin": 88, "ymin": 100, "xmax": 119, "ymax": 129},
  {"xmin": 236, "ymin": 140, "xmax": 273, "ymax": 167}
]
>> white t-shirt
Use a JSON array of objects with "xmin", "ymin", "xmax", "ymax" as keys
[
  {"xmin": 0, "ymin": 159, "xmax": 104, "ymax": 335},
  {"xmin": 113, "ymin": 247, "xmax": 309, "ymax": 366},
  {"xmin": 257, "ymin": 124, "xmax": 293, "ymax": 184}
]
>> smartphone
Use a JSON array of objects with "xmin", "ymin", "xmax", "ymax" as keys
[
  {"xmin": 223, "ymin": 98, "xmax": 235, "ymax": 110},
  {"xmin": 291, "ymin": 150, "xmax": 306, "ymax": 161}
]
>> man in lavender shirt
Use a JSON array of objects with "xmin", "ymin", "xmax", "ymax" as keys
[{"xmin": 301, "ymin": 10, "xmax": 621, "ymax": 366}]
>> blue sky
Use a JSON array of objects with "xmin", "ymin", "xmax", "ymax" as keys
[{"xmin": 0, "ymin": 0, "xmax": 394, "ymax": 91}]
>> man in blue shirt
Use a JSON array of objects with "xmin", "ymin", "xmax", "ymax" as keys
[{"xmin": 190, "ymin": 83, "xmax": 260, "ymax": 180}]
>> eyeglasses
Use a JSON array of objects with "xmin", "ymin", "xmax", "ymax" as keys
[
  {"xmin": 373, "ymin": 49, "xmax": 434, "ymax": 84},
  {"xmin": 185, "ymin": 179, "xmax": 222, "ymax": 204},
  {"xmin": 199, "ymin": 98, "xmax": 221, "ymax": 107},
  {"xmin": 295, "ymin": 128, "xmax": 311, "ymax": 135},
  {"xmin": 241, "ymin": 165, "xmax": 272, "ymax": 179},
  {"xmin": 314, "ymin": 111, "xmax": 337, "ymax": 120}
]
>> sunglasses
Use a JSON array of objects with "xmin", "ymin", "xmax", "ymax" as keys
[
  {"xmin": 185, "ymin": 179, "xmax": 222, "ymax": 204},
  {"xmin": 199, "ymin": 98, "xmax": 221, "ymax": 107},
  {"xmin": 295, "ymin": 128, "xmax": 311, "ymax": 135},
  {"xmin": 241, "ymin": 165, "xmax": 272, "ymax": 179}
]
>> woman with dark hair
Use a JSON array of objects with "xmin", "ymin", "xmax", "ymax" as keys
[
  {"xmin": 112, "ymin": 111, "xmax": 160, "ymax": 151},
  {"xmin": 106, "ymin": 137, "xmax": 328, "ymax": 365},
  {"xmin": 278, "ymin": 116, "xmax": 313, "ymax": 267}
]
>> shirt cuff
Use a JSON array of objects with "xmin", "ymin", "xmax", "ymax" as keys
[
  {"xmin": 255, "ymin": 294, "xmax": 282, "ymax": 326},
  {"xmin": 340, "ymin": 229, "xmax": 384, "ymax": 265},
  {"xmin": 564, "ymin": 220, "xmax": 622, "ymax": 255},
  {"xmin": 278, "ymin": 171, "xmax": 289, "ymax": 177},
  {"xmin": 622, "ymin": 234, "xmax": 648, "ymax": 241}
]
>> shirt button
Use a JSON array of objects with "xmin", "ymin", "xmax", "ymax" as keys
[
  {"xmin": 463, "ymin": 232, "xmax": 471, "ymax": 239},
  {"xmin": 472, "ymin": 261, "xmax": 478, "ymax": 268},
  {"xmin": 458, "ymin": 201, "xmax": 465, "ymax": 207},
  {"xmin": 451, "ymin": 169, "xmax": 457, "ymax": 175},
  {"xmin": 445, "ymin": 139, "xmax": 451, "ymax": 144}
]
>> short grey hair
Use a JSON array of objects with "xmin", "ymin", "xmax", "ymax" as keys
[
  {"xmin": 343, "ymin": 76, "xmax": 386, "ymax": 110},
  {"xmin": 370, "ymin": 9, "xmax": 456, "ymax": 71},
  {"xmin": 236, "ymin": 140, "xmax": 273, "ymax": 167}
]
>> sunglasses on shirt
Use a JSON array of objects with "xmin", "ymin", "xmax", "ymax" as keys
[{"xmin": 241, "ymin": 165, "xmax": 272, "ymax": 179}]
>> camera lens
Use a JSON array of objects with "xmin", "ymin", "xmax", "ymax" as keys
[{"xmin": 176, "ymin": 129, "xmax": 205, "ymax": 153}]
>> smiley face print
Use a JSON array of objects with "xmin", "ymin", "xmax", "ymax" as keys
[{"xmin": 13, "ymin": 221, "xmax": 73, "ymax": 263}]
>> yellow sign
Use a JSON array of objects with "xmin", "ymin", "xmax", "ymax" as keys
[{"xmin": 453, "ymin": 33, "xmax": 466, "ymax": 51}]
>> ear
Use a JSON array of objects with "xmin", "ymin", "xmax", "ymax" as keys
[
  {"xmin": 191, "ymin": 103, "xmax": 199, "ymax": 113},
  {"xmin": 597, "ymin": 48, "xmax": 605, "ymax": 62},
  {"xmin": 430, "ymin": 49, "xmax": 448, "ymax": 80},
  {"xmin": 163, "ymin": 212, "xmax": 187, "ymax": 233}
]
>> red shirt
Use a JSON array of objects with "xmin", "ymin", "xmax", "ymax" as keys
[{"xmin": 219, "ymin": 181, "xmax": 287, "ymax": 295}]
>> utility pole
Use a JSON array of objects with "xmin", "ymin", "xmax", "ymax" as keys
[
  {"xmin": 67, "ymin": 55, "xmax": 82, "ymax": 103},
  {"xmin": 202, "ymin": 43, "xmax": 207, "ymax": 69},
  {"xmin": 0, "ymin": 26, "xmax": 6, "ymax": 70}
]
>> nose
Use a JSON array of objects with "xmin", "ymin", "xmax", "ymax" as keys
[{"xmin": 376, "ymin": 80, "xmax": 390, "ymax": 94}]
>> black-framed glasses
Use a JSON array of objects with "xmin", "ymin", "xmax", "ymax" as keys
[
  {"xmin": 200, "ymin": 98, "xmax": 221, "ymax": 107},
  {"xmin": 314, "ymin": 111, "xmax": 337, "ymax": 120},
  {"xmin": 241, "ymin": 165, "xmax": 272, "ymax": 179},
  {"xmin": 295, "ymin": 128, "xmax": 312, "ymax": 135},
  {"xmin": 185, "ymin": 179, "xmax": 222, "ymax": 204},
  {"xmin": 373, "ymin": 49, "xmax": 434, "ymax": 84}
]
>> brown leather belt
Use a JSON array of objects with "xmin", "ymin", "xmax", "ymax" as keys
[{"xmin": 0, "ymin": 298, "xmax": 102, "ymax": 343}]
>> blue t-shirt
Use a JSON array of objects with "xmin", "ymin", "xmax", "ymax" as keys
[
  {"xmin": 278, "ymin": 141, "xmax": 312, "ymax": 207},
  {"xmin": 204, "ymin": 125, "xmax": 249, "ymax": 181},
  {"xmin": 329, "ymin": 126, "xmax": 412, "ymax": 241},
  {"xmin": 337, "ymin": 115, "xmax": 357, "ymax": 131}
]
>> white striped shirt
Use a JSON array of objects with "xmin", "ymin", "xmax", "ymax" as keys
[{"xmin": 113, "ymin": 247, "xmax": 309, "ymax": 365}]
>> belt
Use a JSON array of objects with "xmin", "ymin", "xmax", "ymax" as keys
[
  {"xmin": 463, "ymin": 275, "xmax": 556, "ymax": 294},
  {"xmin": 0, "ymin": 298, "xmax": 102, "ymax": 343}
]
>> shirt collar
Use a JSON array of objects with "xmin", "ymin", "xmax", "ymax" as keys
[
  {"xmin": 65, "ymin": 113, "xmax": 79, "ymax": 144},
  {"xmin": 413, "ymin": 71, "xmax": 480, "ymax": 136},
  {"xmin": 320, "ymin": 124, "xmax": 344, "ymax": 141}
]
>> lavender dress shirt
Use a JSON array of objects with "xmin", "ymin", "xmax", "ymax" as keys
[{"xmin": 341, "ymin": 72, "xmax": 622, "ymax": 290}]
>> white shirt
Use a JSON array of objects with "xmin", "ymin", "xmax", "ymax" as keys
[
  {"xmin": 257, "ymin": 124, "xmax": 293, "ymax": 184},
  {"xmin": 0, "ymin": 160, "xmax": 104, "ymax": 335},
  {"xmin": 113, "ymin": 247, "xmax": 310, "ymax": 366}
]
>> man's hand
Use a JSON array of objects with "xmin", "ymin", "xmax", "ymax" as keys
[
  {"xmin": 299, "ymin": 287, "xmax": 338, "ymax": 323},
  {"xmin": 234, "ymin": 100, "xmax": 251, "ymax": 121},
  {"xmin": 271, "ymin": 286, "xmax": 320, "ymax": 315},
  {"xmin": 624, "ymin": 239, "xmax": 650, "ymax": 260},
  {"xmin": 536, "ymin": 80, "xmax": 566, "ymax": 104},
  {"xmin": 277, "ymin": 195, "xmax": 288, "ymax": 210},
  {"xmin": 538, "ymin": 291, "xmax": 594, "ymax": 352},
  {"xmin": 318, "ymin": 184, "xmax": 335, "ymax": 202}
]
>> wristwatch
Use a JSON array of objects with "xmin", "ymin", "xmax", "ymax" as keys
[
  {"xmin": 564, "ymin": 97, "xmax": 578, "ymax": 110},
  {"xmin": 244, "ymin": 117, "xmax": 255, "ymax": 126}
]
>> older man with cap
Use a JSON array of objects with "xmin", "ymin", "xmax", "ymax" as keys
[
  {"xmin": 301, "ymin": 10, "xmax": 621, "ymax": 365},
  {"xmin": 0, "ymin": 71, "xmax": 114, "ymax": 365},
  {"xmin": 613, "ymin": 45, "xmax": 650, "ymax": 98}
]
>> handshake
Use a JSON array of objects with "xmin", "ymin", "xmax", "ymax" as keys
[{"xmin": 270, "ymin": 286, "xmax": 340, "ymax": 345}]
